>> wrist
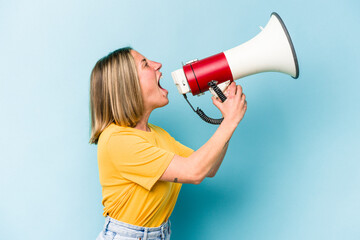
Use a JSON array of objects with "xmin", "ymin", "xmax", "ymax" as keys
[{"xmin": 221, "ymin": 118, "xmax": 238, "ymax": 131}]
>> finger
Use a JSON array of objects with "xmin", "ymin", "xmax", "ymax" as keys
[
  {"xmin": 239, "ymin": 92, "xmax": 246, "ymax": 105},
  {"xmin": 223, "ymin": 83, "xmax": 234, "ymax": 97},
  {"xmin": 227, "ymin": 82, "xmax": 237, "ymax": 96},
  {"xmin": 234, "ymin": 86, "xmax": 243, "ymax": 100},
  {"xmin": 223, "ymin": 84, "xmax": 230, "ymax": 96},
  {"xmin": 212, "ymin": 95, "xmax": 222, "ymax": 103},
  {"xmin": 224, "ymin": 88, "xmax": 230, "ymax": 97},
  {"xmin": 237, "ymin": 85, "xmax": 243, "ymax": 96}
]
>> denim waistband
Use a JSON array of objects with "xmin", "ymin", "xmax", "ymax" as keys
[{"xmin": 103, "ymin": 216, "xmax": 171, "ymax": 240}]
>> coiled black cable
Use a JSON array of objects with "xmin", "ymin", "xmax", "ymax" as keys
[
  {"xmin": 183, "ymin": 81, "xmax": 227, "ymax": 125},
  {"xmin": 194, "ymin": 108, "xmax": 224, "ymax": 125}
]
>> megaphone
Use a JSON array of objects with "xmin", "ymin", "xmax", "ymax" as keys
[{"xmin": 171, "ymin": 12, "xmax": 299, "ymax": 124}]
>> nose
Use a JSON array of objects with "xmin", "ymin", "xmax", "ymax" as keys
[{"xmin": 152, "ymin": 61, "xmax": 162, "ymax": 71}]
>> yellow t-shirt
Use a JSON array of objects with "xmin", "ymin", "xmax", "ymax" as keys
[{"xmin": 97, "ymin": 123, "xmax": 193, "ymax": 227}]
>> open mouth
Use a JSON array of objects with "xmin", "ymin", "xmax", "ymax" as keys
[{"xmin": 158, "ymin": 75, "xmax": 165, "ymax": 90}]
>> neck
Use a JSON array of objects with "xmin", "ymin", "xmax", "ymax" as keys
[{"xmin": 134, "ymin": 109, "xmax": 152, "ymax": 132}]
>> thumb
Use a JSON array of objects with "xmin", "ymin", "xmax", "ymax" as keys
[{"xmin": 212, "ymin": 96, "xmax": 222, "ymax": 109}]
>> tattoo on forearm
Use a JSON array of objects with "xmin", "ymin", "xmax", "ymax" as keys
[{"xmin": 174, "ymin": 178, "xmax": 178, "ymax": 183}]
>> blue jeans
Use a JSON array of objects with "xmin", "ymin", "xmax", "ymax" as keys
[{"xmin": 96, "ymin": 216, "xmax": 171, "ymax": 240}]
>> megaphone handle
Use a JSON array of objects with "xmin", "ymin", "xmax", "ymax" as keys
[{"xmin": 208, "ymin": 81, "xmax": 227, "ymax": 102}]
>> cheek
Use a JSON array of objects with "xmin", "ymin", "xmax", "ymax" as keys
[
  {"xmin": 139, "ymin": 71, "xmax": 156, "ymax": 91},
  {"xmin": 139, "ymin": 80, "xmax": 158, "ymax": 106},
  {"xmin": 140, "ymin": 81, "xmax": 156, "ymax": 96}
]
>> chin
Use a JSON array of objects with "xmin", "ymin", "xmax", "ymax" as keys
[
  {"xmin": 161, "ymin": 99, "xmax": 169, "ymax": 107},
  {"xmin": 152, "ymin": 99, "xmax": 169, "ymax": 110}
]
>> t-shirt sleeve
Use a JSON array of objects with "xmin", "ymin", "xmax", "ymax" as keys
[
  {"xmin": 156, "ymin": 126, "xmax": 194, "ymax": 157},
  {"xmin": 107, "ymin": 133, "xmax": 175, "ymax": 191},
  {"xmin": 173, "ymin": 139, "xmax": 194, "ymax": 158}
]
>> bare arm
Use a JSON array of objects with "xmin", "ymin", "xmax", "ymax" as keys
[
  {"xmin": 160, "ymin": 82, "xmax": 247, "ymax": 184},
  {"xmin": 206, "ymin": 140, "xmax": 229, "ymax": 178}
]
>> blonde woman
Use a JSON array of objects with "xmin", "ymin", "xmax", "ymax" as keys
[{"xmin": 91, "ymin": 47, "xmax": 247, "ymax": 240}]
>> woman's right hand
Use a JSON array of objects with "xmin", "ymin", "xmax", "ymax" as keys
[
  {"xmin": 161, "ymin": 82, "xmax": 247, "ymax": 185},
  {"xmin": 212, "ymin": 82, "xmax": 247, "ymax": 127}
]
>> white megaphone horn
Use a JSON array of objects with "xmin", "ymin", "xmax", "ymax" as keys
[{"xmin": 171, "ymin": 12, "xmax": 299, "ymax": 124}]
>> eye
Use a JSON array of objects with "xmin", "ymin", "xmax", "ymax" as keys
[{"xmin": 142, "ymin": 59, "xmax": 149, "ymax": 68}]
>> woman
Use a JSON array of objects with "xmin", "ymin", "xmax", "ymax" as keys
[{"xmin": 90, "ymin": 47, "xmax": 247, "ymax": 240}]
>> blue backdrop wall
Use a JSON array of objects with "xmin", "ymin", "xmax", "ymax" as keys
[{"xmin": 1, "ymin": 0, "xmax": 359, "ymax": 239}]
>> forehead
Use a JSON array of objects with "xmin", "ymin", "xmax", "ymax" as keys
[{"xmin": 130, "ymin": 50, "xmax": 145, "ymax": 63}]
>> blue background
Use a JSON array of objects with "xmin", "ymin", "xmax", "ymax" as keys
[{"xmin": 1, "ymin": 0, "xmax": 359, "ymax": 239}]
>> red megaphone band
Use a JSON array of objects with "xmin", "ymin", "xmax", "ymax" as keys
[{"xmin": 182, "ymin": 52, "xmax": 234, "ymax": 95}]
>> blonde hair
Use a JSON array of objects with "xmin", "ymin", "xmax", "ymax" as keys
[{"xmin": 89, "ymin": 47, "xmax": 144, "ymax": 144}]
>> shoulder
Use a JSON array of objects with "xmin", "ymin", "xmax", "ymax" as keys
[
  {"xmin": 149, "ymin": 123, "xmax": 184, "ymax": 149},
  {"xmin": 98, "ymin": 123, "xmax": 148, "ymax": 147},
  {"xmin": 149, "ymin": 123, "xmax": 172, "ymax": 138}
]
